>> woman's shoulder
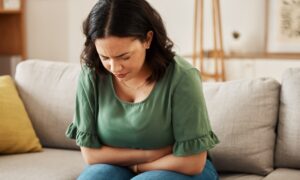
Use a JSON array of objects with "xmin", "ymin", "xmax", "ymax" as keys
[
  {"xmin": 78, "ymin": 65, "xmax": 106, "ymax": 87},
  {"xmin": 80, "ymin": 65, "xmax": 94, "ymax": 77},
  {"xmin": 173, "ymin": 55, "xmax": 195, "ymax": 70},
  {"xmin": 169, "ymin": 55, "xmax": 200, "ymax": 82}
]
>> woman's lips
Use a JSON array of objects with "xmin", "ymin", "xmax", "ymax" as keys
[{"xmin": 114, "ymin": 73, "xmax": 128, "ymax": 78}]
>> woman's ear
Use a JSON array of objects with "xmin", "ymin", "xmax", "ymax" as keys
[{"xmin": 145, "ymin": 31, "xmax": 153, "ymax": 49}]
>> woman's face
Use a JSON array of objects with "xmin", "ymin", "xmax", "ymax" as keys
[{"xmin": 95, "ymin": 34, "xmax": 152, "ymax": 81}]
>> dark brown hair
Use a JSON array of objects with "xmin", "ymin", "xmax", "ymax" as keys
[{"xmin": 81, "ymin": 0, "xmax": 175, "ymax": 82}]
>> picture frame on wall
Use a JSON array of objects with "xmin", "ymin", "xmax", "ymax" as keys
[
  {"xmin": 2, "ymin": 0, "xmax": 20, "ymax": 10},
  {"xmin": 264, "ymin": 0, "xmax": 300, "ymax": 57}
]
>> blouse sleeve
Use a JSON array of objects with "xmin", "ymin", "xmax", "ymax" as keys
[
  {"xmin": 172, "ymin": 69, "xmax": 219, "ymax": 156},
  {"xmin": 65, "ymin": 67, "xmax": 102, "ymax": 148}
]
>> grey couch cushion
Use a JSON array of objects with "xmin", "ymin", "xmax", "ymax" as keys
[
  {"xmin": 220, "ymin": 173, "xmax": 263, "ymax": 180},
  {"xmin": 276, "ymin": 68, "xmax": 300, "ymax": 169},
  {"xmin": 0, "ymin": 148, "xmax": 84, "ymax": 180},
  {"xmin": 263, "ymin": 168, "xmax": 300, "ymax": 180},
  {"xmin": 203, "ymin": 78, "xmax": 280, "ymax": 175},
  {"xmin": 15, "ymin": 60, "xmax": 81, "ymax": 149}
]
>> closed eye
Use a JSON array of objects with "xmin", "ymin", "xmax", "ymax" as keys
[
  {"xmin": 122, "ymin": 56, "xmax": 130, "ymax": 60},
  {"xmin": 100, "ymin": 56, "xmax": 109, "ymax": 61}
]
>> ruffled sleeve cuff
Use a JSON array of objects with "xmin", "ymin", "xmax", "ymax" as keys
[
  {"xmin": 173, "ymin": 131, "xmax": 219, "ymax": 156},
  {"xmin": 65, "ymin": 123, "xmax": 102, "ymax": 148}
]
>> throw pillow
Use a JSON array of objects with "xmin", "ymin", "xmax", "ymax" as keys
[
  {"xmin": 203, "ymin": 78, "xmax": 280, "ymax": 176},
  {"xmin": 0, "ymin": 75, "xmax": 42, "ymax": 154}
]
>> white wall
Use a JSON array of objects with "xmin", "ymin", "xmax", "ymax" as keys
[
  {"xmin": 148, "ymin": 0, "xmax": 266, "ymax": 55},
  {"xmin": 68, "ymin": 0, "xmax": 97, "ymax": 62},
  {"xmin": 26, "ymin": 0, "xmax": 69, "ymax": 62},
  {"xmin": 25, "ymin": 0, "xmax": 300, "ymax": 81},
  {"xmin": 225, "ymin": 59, "xmax": 300, "ymax": 82}
]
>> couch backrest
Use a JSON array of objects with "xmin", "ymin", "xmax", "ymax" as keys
[
  {"xmin": 15, "ymin": 60, "xmax": 80, "ymax": 150},
  {"xmin": 275, "ymin": 68, "xmax": 300, "ymax": 169},
  {"xmin": 203, "ymin": 78, "xmax": 280, "ymax": 176}
]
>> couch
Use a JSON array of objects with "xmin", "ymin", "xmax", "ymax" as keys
[{"xmin": 0, "ymin": 59, "xmax": 299, "ymax": 180}]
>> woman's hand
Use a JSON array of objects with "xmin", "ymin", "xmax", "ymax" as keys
[
  {"xmin": 128, "ymin": 164, "xmax": 140, "ymax": 174},
  {"xmin": 128, "ymin": 146, "xmax": 172, "ymax": 174},
  {"xmin": 136, "ymin": 151, "xmax": 208, "ymax": 175},
  {"xmin": 144, "ymin": 145, "xmax": 172, "ymax": 162}
]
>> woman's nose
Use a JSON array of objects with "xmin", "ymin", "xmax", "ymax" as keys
[{"xmin": 110, "ymin": 60, "xmax": 122, "ymax": 73}]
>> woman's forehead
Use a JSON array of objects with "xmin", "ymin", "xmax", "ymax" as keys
[{"xmin": 95, "ymin": 37, "xmax": 141, "ymax": 56}]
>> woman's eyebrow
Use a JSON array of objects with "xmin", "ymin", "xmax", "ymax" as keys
[{"xmin": 100, "ymin": 52, "xmax": 130, "ymax": 59}]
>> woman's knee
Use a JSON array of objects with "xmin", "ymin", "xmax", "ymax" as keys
[{"xmin": 77, "ymin": 164, "xmax": 134, "ymax": 180}]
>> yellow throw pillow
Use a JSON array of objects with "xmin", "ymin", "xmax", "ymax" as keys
[{"xmin": 0, "ymin": 75, "xmax": 42, "ymax": 154}]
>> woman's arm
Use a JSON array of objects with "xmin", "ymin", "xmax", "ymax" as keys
[
  {"xmin": 80, "ymin": 145, "xmax": 172, "ymax": 166},
  {"xmin": 136, "ymin": 151, "xmax": 207, "ymax": 176}
]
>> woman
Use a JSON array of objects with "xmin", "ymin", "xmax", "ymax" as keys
[{"xmin": 66, "ymin": 0, "xmax": 220, "ymax": 179}]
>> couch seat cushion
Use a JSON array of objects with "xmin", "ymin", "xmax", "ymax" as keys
[
  {"xmin": 276, "ymin": 68, "xmax": 300, "ymax": 168},
  {"xmin": 203, "ymin": 78, "xmax": 280, "ymax": 175},
  {"xmin": 220, "ymin": 173, "xmax": 263, "ymax": 180},
  {"xmin": 263, "ymin": 168, "xmax": 300, "ymax": 180},
  {"xmin": 0, "ymin": 148, "xmax": 84, "ymax": 180}
]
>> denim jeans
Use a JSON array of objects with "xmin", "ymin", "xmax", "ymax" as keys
[{"xmin": 77, "ymin": 159, "xmax": 219, "ymax": 180}]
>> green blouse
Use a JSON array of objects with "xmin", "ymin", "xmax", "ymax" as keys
[{"xmin": 66, "ymin": 55, "xmax": 219, "ymax": 156}]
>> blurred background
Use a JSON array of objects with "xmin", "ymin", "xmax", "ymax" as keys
[{"xmin": 0, "ymin": 0, "xmax": 300, "ymax": 81}]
